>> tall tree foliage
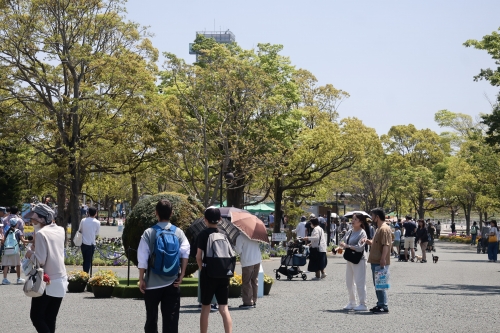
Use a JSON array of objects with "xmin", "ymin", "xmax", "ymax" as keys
[{"xmin": 0, "ymin": 0, "xmax": 158, "ymax": 235}]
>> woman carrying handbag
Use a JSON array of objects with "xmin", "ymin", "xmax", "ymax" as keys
[
  {"xmin": 303, "ymin": 218, "xmax": 327, "ymax": 280},
  {"xmin": 339, "ymin": 213, "xmax": 369, "ymax": 311}
]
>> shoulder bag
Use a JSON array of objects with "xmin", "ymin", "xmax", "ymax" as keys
[
  {"xmin": 23, "ymin": 257, "xmax": 46, "ymax": 298},
  {"xmin": 343, "ymin": 231, "xmax": 363, "ymax": 264}
]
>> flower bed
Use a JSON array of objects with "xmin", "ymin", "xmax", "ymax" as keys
[
  {"xmin": 65, "ymin": 237, "xmax": 127, "ymax": 266},
  {"xmin": 439, "ymin": 235, "xmax": 472, "ymax": 243},
  {"xmin": 111, "ymin": 278, "xmax": 199, "ymax": 299}
]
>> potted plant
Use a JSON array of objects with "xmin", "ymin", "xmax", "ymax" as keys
[
  {"xmin": 88, "ymin": 269, "xmax": 119, "ymax": 298},
  {"xmin": 263, "ymin": 274, "xmax": 273, "ymax": 295},
  {"xmin": 228, "ymin": 273, "xmax": 242, "ymax": 298},
  {"xmin": 67, "ymin": 270, "xmax": 89, "ymax": 293}
]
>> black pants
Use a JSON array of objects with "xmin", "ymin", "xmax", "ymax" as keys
[
  {"xmin": 30, "ymin": 292, "xmax": 63, "ymax": 333},
  {"xmin": 144, "ymin": 284, "xmax": 180, "ymax": 333},
  {"xmin": 81, "ymin": 244, "xmax": 95, "ymax": 273}
]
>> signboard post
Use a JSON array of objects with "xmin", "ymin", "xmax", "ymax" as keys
[{"xmin": 271, "ymin": 233, "xmax": 287, "ymax": 242}]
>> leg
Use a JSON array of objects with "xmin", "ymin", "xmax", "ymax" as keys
[
  {"xmin": 44, "ymin": 296, "xmax": 63, "ymax": 333},
  {"xmin": 494, "ymin": 242, "xmax": 499, "ymax": 262},
  {"xmin": 241, "ymin": 265, "xmax": 253, "ymax": 305},
  {"xmin": 250, "ymin": 263, "xmax": 260, "ymax": 305},
  {"xmin": 352, "ymin": 260, "xmax": 367, "ymax": 305},
  {"xmin": 345, "ymin": 262, "xmax": 356, "ymax": 304},
  {"xmin": 487, "ymin": 243, "xmax": 493, "ymax": 260},
  {"xmin": 218, "ymin": 304, "xmax": 233, "ymax": 333},
  {"xmin": 370, "ymin": 264, "xmax": 388, "ymax": 308},
  {"xmin": 421, "ymin": 243, "xmax": 427, "ymax": 261},
  {"xmin": 410, "ymin": 238, "xmax": 416, "ymax": 259},
  {"xmin": 81, "ymin": 244, "xmax": 92, "ymax": 273},
  {"xmin": 30, "ymin": 292, "xmax": 52, "ymax": 333},
  {"xmin": 160, "ymin": 284, "xmax": 181, "ymax": 333},
  {"xmin": 16, "ymin": 265, "xmax": 20, "ymax": 279},
  {"xmin": 144, "ymin": 286, "xmax": 162, "ymax": 333},
  {"xmin": 200, "ymin": 305, "xmax": 210, "ymax": 333}
]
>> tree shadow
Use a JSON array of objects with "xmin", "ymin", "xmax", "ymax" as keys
[{"xmin": 410, "ymin": 284, "xmax": 500, "ymax": 295}]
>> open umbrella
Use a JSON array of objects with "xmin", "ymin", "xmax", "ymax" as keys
[
  {"xmin": 344, "ymin": 211, "xmax": 371, "ymax": 219},
  {"xmin": 186, "ymin": 217, "xmax": 240, "ymax": 246},
  {"xmin": 230, "ymin": 211, "xmax": 270, "ymax": 244},
  {"xmin": 218, "ymin": 207, "xmax": 246, "ymax": 219}
]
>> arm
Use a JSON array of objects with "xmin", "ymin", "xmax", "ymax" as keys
[
  {"xmin": 33, "ymin": 233, "xmax": 48, "ymax": 265},
  {"xmin": 174, "ymin": 236, "xmax": 190, "ymax": 287},
  {"xmin": 196, "ymin": 248, "xmax": 203, "ymax": 271},
  {"xmin": 137, "ymin": 237, "xmax": 150, "ymax": 294},
  {"xmin": 234, "ymin": 235, "xmax": 243, "ymax": 255},
  {"xmin": 380, "ymin": 245, "xmax": 390, "ymax": 268}
]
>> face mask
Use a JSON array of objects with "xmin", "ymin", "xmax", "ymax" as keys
[{"xmin": 34, "ymin": 224, "xmax": 42, "ymax": 233}]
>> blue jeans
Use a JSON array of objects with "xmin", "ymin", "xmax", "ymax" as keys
[
  {"xmin": 487, "ymin": 242, "xmax": 498, "ymax": 262},
  {"xmin": 81, "ymin": 244, "xmax": 95, "ymax": 273},
  {"xmin": 471, "ymin": 234, "xmax": 477, "ymax": 245},
  {"xmin": 370, "ymin": 264, "xmax": 388, "ymax": 308}
]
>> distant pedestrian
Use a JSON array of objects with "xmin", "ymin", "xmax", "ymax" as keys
[
  {"xmin": 451, "ymin": 221, "xmax": 456, "ymax": 234},
  {"xmin": 79, "ymin": 207, "xmax": 100, "ymax": 273},
  {"xmin": 293, "ymin": 216, "xmax": 307, "ymax": 239},
  {"xmin": 365, "ymin": 208, "xmax": 392, "ymax": 314},
  {"xmin": 427, "ymin": 222, "xmax": 435, "ymax": 252},
  {"xmin": 415, "ymin": 220, "xmax": 428, "ymax": 263},
  {"xmin": 137, "ymin": 199, "xmax": 190, "ymax": 333},
  {"xmin": 303, "ymin": 218, "xmax": 327, "ymax": 280},
  {"xmin": 340, "ymin": 213, "xmax": 369, "ymax": 311},
  {"xmin": 436, "ymin": 221, "xmax": 441, "ymax": 237},
  {"xmin": 1, "ymin": 219, "xmax": 26, "ymax": 284},
  {"xmin": 402, "ymin": 216, "xmax": 416, "ymax": 262},
  {"xmin": 234, "ymin": 232, "xmax": 261, "ymax": 309},
  {"xmin": 268, "ymin": 212, "xmax": 275, "ymax": 228},
  {"xmin": 470, "ymin": 221, "xmax": 478, "ymax": 246},
  {"xmin": 392, "ymin": 225, "xmax": 401, "ymax": 258},
  {"xmin": 487, "ymin": 220, "xmax": 499, "ymax": 263}
]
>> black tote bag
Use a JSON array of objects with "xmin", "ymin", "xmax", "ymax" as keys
[{"xmin": 343, "ymin": 231, "xmax": 363, "ymax": 264}]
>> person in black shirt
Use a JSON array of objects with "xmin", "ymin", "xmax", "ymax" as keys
[
  {"xmin": 415, "ymin": 220, "xmax": 429, "ymax": 263},
  {"xmin": 402, "ymin": 216, "xmax": 417, "ymax": 262},
  {"xmin": 450, "ymin": 221, "xmax": 456, "ymax": 234},
  {"xmin": 196, "ymin": 208, "xmax": 232, "ymax": 333}
]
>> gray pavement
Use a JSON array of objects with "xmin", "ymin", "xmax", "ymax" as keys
[{"xmin": 2, "ymin": 240, "xmax": 499, "ymax": 333}]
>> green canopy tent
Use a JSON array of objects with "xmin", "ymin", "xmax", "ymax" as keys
[{"xmin": 244, "ymin": 203, "xmax": 275, "ymax": 215}]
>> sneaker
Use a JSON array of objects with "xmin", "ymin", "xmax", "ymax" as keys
[
  {"xmin": 353, "ymin": 304, "xmax": 368, "ymax": 311},
  {"xmin": 369, "ymin": 306, "xmax": 378, "ymax": 312},
  {"xmin": 210, "ymin": 304, "xmax": 218, "ymax": 312},
  {"xmin": 238, "ymin": 304, "xmax": 253, "ymax": 309},
  {"xmin": 2, "ymin": 279, "xmax": 11, "ymax": 285},
  {"xmin": 371, "ymin": 306, "xmax": 389, "ymax": 314},
  {"xmin": 16, "ymin": 278, "xmax": 25, "ymax": 284},
  {"xmin": 311, "ymin": 277, "xmax": 321, "ymax": 281},
  {"xmin": 252, "ymin": 303, "xmax": 256, "ymax": 308},
  {"xmin": 320, "ymin": 273, "xmax": 327, "ymax": 279},
  {"xmin": 422, "ymin": 260, "xmax": 427, "ymax": 263},
  {"xmin": 410, "ymin": 258, "xmax": 415, "ymax": 262},
  {"xmin": 343, "ymin": 303, "xmax": 355, "ymax": 310},
  {"xmin": 9, "ymin": 268, "xmax": 16, "ymax": 273}
]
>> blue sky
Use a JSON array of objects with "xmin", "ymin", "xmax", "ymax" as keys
[{"xmin": 125, "ymin": 0, "xmax": 500, "ymax": 135}]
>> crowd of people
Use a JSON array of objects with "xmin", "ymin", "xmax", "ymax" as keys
[{"xmin": 3, "ymin": 198, "xmax": 500, "ymax": 332}]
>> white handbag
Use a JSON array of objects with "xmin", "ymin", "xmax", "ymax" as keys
[
  {"xmin": 23, "ymin": 258, "xmax": 46, "ymax": 298},
  {"xmin": 73, "ymin": 223, "xmax": 83, "ymax": 247}
]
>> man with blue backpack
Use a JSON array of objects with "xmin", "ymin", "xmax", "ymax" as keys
[{"xmin": 137, "ymin": 199, "xmax": 190, "ymax": 333}]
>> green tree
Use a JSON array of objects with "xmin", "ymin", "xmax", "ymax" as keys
[{"xmin": 0, "ymin": 0, "xmax": 158, "ymax": 236}]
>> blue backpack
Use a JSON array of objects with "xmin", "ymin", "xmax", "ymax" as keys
[{"xmin": 149, "ymin": 224, "xmax": 180, "ymax": 277}]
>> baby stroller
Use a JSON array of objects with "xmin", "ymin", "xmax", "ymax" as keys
[
  {"xmin": 274, "ymin": 239, "xmax": 308, "ymax": 281},
  {"xmin": 397, "ymin": 236, "xmax": 406, "ymax": 262}
]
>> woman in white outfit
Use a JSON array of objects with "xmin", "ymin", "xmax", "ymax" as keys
[
  {"xmin": 25, "ymin": 204, "xmax": 67, "ymax": 333},
  {"xmin": 340, "ymin": 213, "xmax": 369, "ymax": 311}
]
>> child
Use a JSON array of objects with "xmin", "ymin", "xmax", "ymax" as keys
[{"xmin": 1, "ymin": 219, "xmax": 27, "ymax": 284}]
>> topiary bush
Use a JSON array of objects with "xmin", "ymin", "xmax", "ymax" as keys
[{"xmin": 122, "ymin": 192, "xmax": 204, "ymax": 274}]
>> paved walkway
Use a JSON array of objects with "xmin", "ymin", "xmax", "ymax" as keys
[{"xmin": 1, "ymin": 241, "xmax": 498, "ymax": 333}]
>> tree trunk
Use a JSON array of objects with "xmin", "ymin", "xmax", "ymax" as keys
[
  {"xmin": 479, "ymin": 211, "xmax": 483, "ymax": 229},
  {"xmin": 451, "ymin": 208, "xmax": 455, "ymax": 224},
  {"xmin": 464, "ymin": 204, "xmax": 471, "ymax": 235},
  {"xmin": 485, "ymin": 212, "xmax": 488, "ymax": 222},
  {"xmin": 131, "ymin": 174, "xmax": 139, "ymax": 208},
  {"xmin": 226, "ymin": 175, "xmax": 244, "ymax": 209},
  {"xmin": 273, "ymin": 178, "xmax": 283, "ymax": 244}
]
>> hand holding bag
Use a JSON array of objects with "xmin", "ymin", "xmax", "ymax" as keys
[
  {"xmin": 343, "ymin": 231, "xmax": 363, "ymax": 264},
  {"xmin": 24, "ymin": 257, "xmax": 46, "ymax": 297},
  {"xmin": 488, "ymin": 235, "xmax": 498, "ymax": 243}
]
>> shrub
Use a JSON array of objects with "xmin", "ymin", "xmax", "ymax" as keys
[{"xmin": 122, "ymin": 192, "xmax": 204, "ymax": 268}]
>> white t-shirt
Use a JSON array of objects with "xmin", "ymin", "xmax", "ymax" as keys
[
  {"xmin": 294, "ymin": 222, "xmax": 307, "ymax": 238},
  {"xmin": 80, "ymin": 217, "xmax": 100, "ymax": 245}
]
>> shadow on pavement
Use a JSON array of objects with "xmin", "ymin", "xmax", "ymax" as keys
[
  {"xmin": 410, "ymin": 284, "xmax": 500, "ymax": 295},
  {"xmin": 323, "ymin": 309, "xmax": 374, "ymax": 316}
]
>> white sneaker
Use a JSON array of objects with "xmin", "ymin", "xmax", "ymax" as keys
[
  {"xmin": 343, "ymin": 303, "xmax": 355, "ymax": 310},
  {"xmin": 353, "ymin": 304, "xmax": 368, "ymax": 311},
  {"xmin": 17, "ymin": 278, "xmax": 25, "ymax": 284},
  {"xmin": 2, "ymin": 278, "xmax": 11, "ymax": 285},
  {"xmin": 320, "ymin": 273, "xmax": 327, "ymax": 279}
]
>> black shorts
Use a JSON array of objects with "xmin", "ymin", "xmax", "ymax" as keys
[{"xmin": 200, "ymin": 269, "xmax": 229, "ymax": 306}]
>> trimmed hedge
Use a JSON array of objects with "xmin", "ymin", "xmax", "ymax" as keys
[
  {"xmin": 122, "ymin": 192, "xmax": 204, "ymax": 271},
  {"xmin": 113, "ymin": 278, "xmax": 199, "ymax": 298}
]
